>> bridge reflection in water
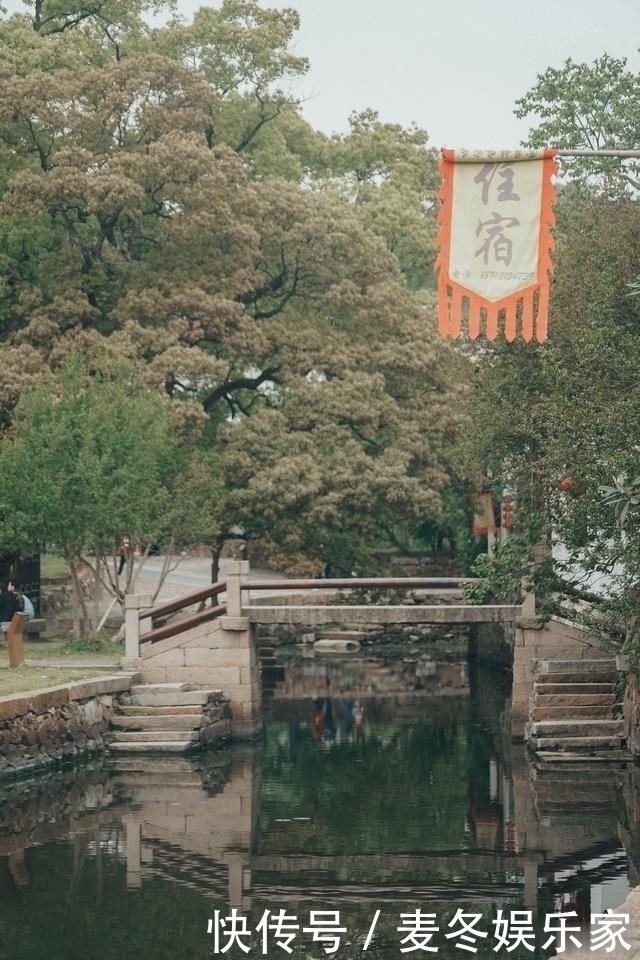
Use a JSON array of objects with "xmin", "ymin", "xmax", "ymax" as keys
[{"xmin": 0, "ymin": 653, "xmax": 634, "ymax": 957}]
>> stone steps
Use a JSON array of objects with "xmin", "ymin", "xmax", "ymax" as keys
[
  {"xmin": 530, "ymin": 705, "xmax": 614, "ymax": 721},
  {"xmin": 527, "ymin": 659, "xmax": 628, "ymax": 763},
  {"xmin": 109, "ymin": 682, "xmax": 228, "ymax": 754},
  {"xmin": 113, "ymin": 730, "xmax": 198, "ymax": 743},
  {"xmin": 534, "ymin": 692, "xmax": 614, "ymax": 706},
  {"xmin": 109, "ymin": 741, "xmax": 193, "ymax": 754},
  {"xmin": 534, "ymin": 682, "xmax": 614, "ymax": 695},
  {"xmin": 111, "ymin": 714, "xmax": 202, "ymax": 731},
  {"xmin": 119, "ymin": 705, "xmax": 203, "ymax": 717},
  {"xmin": 127, "ymin": 690, "xmax": 217, "ymax": 707},
  {"xmin": 532, "ymin": 762, "xmax": 626, "ymax": 782},
  {"xmin": 535, "ymin": 749, "xmax": 631, "ymax": 763},
  {"xmin": 535, "ymin": 671, "xmax": 617, "ymax": 685},
  {"xmin": 530, "ymin": 719, "xmax": 624, "ymax": 737},
  {"xmin": 534, "ymin": 660, "xmax": 617, "ymax": 684},
  {"xmin": 130, "ymin": 683, "xmax": 191, "ymax": 694},
  {"xmin": 535, "ymin": 735, "xmax": 626, "ymax": 750}
]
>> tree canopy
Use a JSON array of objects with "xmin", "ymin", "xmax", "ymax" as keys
[
  {"xmin": 0, "ymin": 357, "xmax": 224, "ymax": 633},
  {"xmin": 0, "ymin": 0, "xmax": 465, "ymax": 579},
  {"xmin": 515, "ymin": 53, "xmax": 640, "ymax": 192},
  {"xmin": 461, "ymin": 58, "xmax": 640, "ymax": 645}
]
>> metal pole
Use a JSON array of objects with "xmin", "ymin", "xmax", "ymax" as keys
[{"xmin": 555, "ymin": 149, "xmax": 640, "ymax": 158}]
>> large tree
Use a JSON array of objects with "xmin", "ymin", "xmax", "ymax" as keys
[{"xmin": 0, "ymin": 0, "xmax": 465, "ymax": 575}]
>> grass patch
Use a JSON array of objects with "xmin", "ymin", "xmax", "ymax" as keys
[
  {"xmin": 60, "ymin": 630, "xmax": 120, "ymax": 656},
  {"xmin": 0, "ymin": 664, "xmax": 120, "ymax": 698},
  {"xmin": 26, "ymin": 634, "xmax": 122, "ymax": 664},
  {"xmin": 41, "ymin": 553, "xmax": 70, "ymax": 580}
]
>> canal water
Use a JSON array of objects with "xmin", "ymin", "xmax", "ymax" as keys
[{"xmin": 0, "ymin": 646, "xmax": 635, "ymax": 960}]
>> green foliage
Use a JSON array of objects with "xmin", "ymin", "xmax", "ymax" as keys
[
  {"xmin": 460, "ymin": 70, "xmax": 640, "ymax": 647},
  {"xmin": 60, "ymin": 630, "xmax": 116, "ymax": 654},
  {"xmin": 0, "ymin": 357, "xmax": 178, "ymax": 559},
  {"xmin": 515, "ymin": 54, "xmax": 640, "ymax": 193},
  {"xmin": 0, "ymin": 0, "xmax": 467, "ymax": 578},
  {"xmin": 462, "ymin": 534, "xmax": 554, "ymax": 614},
  {"xmin": 463, "ymin": 537, "xmax": 525, "ymax": 605},
  {"xmin": 0, "ymin": 356, "xmax": 225, "ymax": 633},
  {"xmin": 600, "ymin": 474, "xmax": 640, "ymax": 526},
  {"xmin": 335, "ymin": 587, "xmax": 409, "ymax": 606}
]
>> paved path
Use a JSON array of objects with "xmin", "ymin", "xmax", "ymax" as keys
[{"xmin": 129, "ymin": 556, "xmax": 281, "ymax": 604}]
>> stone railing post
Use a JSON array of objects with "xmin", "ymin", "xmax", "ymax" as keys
[
  {"xmin": 124, "ymin": 594, "xmax": 152, "ymax": 660},
  {"xmin": 225, "ymin": 560, "xmax": 249, "ymax": 618},
  {"xmin": 521, "ymin": 581, "xmax": 536, "ymax": 619}
]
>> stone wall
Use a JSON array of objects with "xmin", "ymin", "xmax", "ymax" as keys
[
  {"xmin": 468, "ymin": 622, "xmax": 514, "ymax": 668},
  {"xmin": 622, "ymin": 666, "xmax": 640, "ymax": 757},
  {"xmin": 0, "ymin": 675, "xmax": 133, "ymax": 780}
]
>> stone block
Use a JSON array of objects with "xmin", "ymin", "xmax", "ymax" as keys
[
  {"xmin": 67, "ymin": 675, "xmax": 136, "ymax": 700},
  {"xmin": 239, "ymin": 666, "xmax": 259, "ymax": 686},
  {"xmin": 184, "ymin": 649, "xmax": 246, "ymax": 676},
  {"xmin": 146, "ymin": 648, "xmax": 185, "ymax": 667},
  {"xmin": 220, "ymin": 617, "xmax": 251, "ymax": 632},
  {"xmin": 130, "ymin": 691, "xmax": 214, "ymax": 707},
  {"xmin": 138, "ymin": 666, "xmax": 168, "ymax": 684},
  {"xmin": 189, "ymin": 631, "xmax": 250, "ymax": 651},
  {"xmin": 120, "ymin": 658, "xmax": 143, "ymax": 673},
  {"xmin": 177, "ymin": 667, "xmax": 241, "ymax": 687},
  {"xmin": 183, "ymin": 649, "xmax": 244, "ymax": 669},
  {"xmin": 83, "ymin": 699, "xmax": 104, "ymax": 725}
]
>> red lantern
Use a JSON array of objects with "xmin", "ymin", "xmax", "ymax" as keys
[{"xmin": 501, "ymin": 496, "xmax": 514, "ymax": 531}]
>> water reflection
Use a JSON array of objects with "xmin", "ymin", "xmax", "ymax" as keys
[{"xmin": 0, "ymin": 652, "xmax": 635, "ymax": 960}]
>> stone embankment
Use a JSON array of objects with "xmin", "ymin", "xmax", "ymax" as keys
[
  {"xmin": 0, "ymin": 675, "xmax": 135, "ymax": 780},
  {"xmin": 0, "ymin": 675, "xmax": 233, "ymax": 776}
]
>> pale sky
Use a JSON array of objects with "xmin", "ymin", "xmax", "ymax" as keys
[{"xmin": 4, "ymin": 0, "xmax": 640, "ymax": 149}]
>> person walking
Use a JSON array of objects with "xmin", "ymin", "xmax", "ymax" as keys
[
  {"xmin": 8, "ymin": 581, "xmax": 34, "ymax": 620},
  {"xmin": 117, "ymin": 539, "xmax": 131, "ymax": 576},
  {"xmin": 0, "ymin": 582, "xmax": 20, "ymax": 634}
]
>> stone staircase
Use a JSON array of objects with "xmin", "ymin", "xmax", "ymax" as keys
[
  {"xmin": 108, "ymin": 683, "xmax": 230, "ymax": 754},
  {"xmin": 527, "ymin": 660, "xmax": 630, "ymax": 763}
]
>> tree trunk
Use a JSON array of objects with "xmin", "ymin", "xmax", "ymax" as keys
[{"xmin": 69, "ymin": 560, "xmax": 90, "ymax": 638}]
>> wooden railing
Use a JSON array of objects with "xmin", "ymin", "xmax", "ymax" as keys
[
  {"xmin": 241, "ymin": 577, "xmax": 473, "ymax": 592},
  {"xmin": 138, "ymin": 581, "xmax": 227, "ymax": 646}
]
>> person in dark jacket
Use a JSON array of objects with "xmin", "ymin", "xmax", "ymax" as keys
[{"xmin": 0, "ymin": 583, "xmax": 20, "ymax": 632}]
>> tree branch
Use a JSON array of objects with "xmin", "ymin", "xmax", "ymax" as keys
[{"xmin": 202, "ymin": 366, "xmax": 281, "ymax": 413}]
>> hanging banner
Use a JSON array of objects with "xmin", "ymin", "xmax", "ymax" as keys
[{"xmin": 436, "ymin": 149, "xmax": 557, "ymax": 342}]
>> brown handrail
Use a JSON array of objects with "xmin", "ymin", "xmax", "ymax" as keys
[
  {"xmin": 141, "ymin": 603, "xmax": 227, "ymax": 645},
  {"xmin": 139, "ymin": 581, "xmax": 227, "ymax": 622},
  {"xmin": 241, "ymin": 577, "xmax": 474, "ymax": 591}
]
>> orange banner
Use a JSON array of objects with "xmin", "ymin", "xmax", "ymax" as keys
[{"xmin": 436, "ymin": 149, "xmax": 557, "ymax": 342}]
